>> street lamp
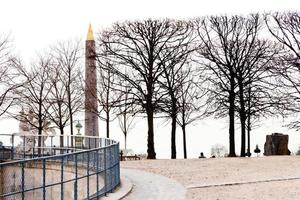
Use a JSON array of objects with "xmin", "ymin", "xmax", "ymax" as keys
[
  {"xmin": 75, "ymin": 120, "xmax": 82, "ymax": 134},
  {"xmin": 75, "ymin": 121, "xmax": 83, "ymax": 149}
]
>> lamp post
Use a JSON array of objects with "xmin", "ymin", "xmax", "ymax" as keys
[{"xmin": 75, "ymin": 121, "xmax": 83, "ymax": 149}]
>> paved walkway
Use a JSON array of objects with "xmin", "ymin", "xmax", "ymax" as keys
[{"xmin": 122, "ymin": 168, "xmax": 186, "ymax": 200}]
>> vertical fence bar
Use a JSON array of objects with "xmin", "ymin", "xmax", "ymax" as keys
[
  {"xmin": 74, "ymin": 154, "xmax": 78, "ymax": 200},
  {"xmin": 96, "ymin": 149, "xmax": 99, "ymax": 196},
  {"xmin": 87, "ymin": 151, "xmax": 90, "ymax": 199},
  {"xmin": 42, "ymin": 158, "xmax": 46, "ymax": 200},
  {"xmin": 61, "ymin": 156, "xmax": 64, "ymax": 200},
  {"xmin": 109, "ymin": 146, "xmax": 112, "ymax": 191},
  {"xmin": 118, "ymin": 143, "xmax": 120, "ymax": 185},
  {"xmin": 21, "ymin": 162, "xmax": 25, "ymax": 200},
  {"xmin": 104, "ymin": 146, "xmax": 107, "ymax": 195}
]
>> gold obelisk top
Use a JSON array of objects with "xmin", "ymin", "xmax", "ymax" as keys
[{"xmin": 87, "ymin": 24, "xmax": 94, "ymax": 41}]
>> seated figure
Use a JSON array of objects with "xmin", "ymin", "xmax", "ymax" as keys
[{"xmin": 198, "ymin": 152, "xmax": 206, "ymax": 158}]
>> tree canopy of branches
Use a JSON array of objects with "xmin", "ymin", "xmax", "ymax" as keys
[
  {"xmin": 117, "ymin": 80, "xmax": 136, "ymax": 150},
  {"xmin": 96, "ymin": 55, "xmax": 121, "ymax": 138},
  {"xmin": 14, "ymin": 55, "xmax": 53, "ymax": 153},
  {"xmin": 12, "ymin": 40, "xmax": 83, "ymax": 151},
  {"xmin": 98, "ymin": 19, "xmax": 194, "ymax": 159},
  {"xmin": 195, "ymin": 14, "xmax": 280, "ymax": 157},
  {"xmin": 157, "ymin": 20, "xmax": 195, "ymax": 159},
  {"xmin": 47, "ymin": 41, "xmax": 83, "ymax": 146},
  {"xmin": 176, "ymin": 67, "xmax": 208, "ymax": 159},
  {"xmin": 266, "ymin": 12, "xmax": 300, "ymax": 130},
  {"xmin": 0, "ymin": 34, "xmax": 20, "ymax": 116}
]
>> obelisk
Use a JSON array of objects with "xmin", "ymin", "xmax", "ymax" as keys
[{"xmin": 85, "ymin": 24, "xmax": 99, "ymax": 148}]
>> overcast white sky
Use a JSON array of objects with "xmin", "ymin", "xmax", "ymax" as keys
[{"xmin": 1, "ymin": 0, "xmax": 300, "ymax": 158}]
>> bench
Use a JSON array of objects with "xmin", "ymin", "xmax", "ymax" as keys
[{"xmin": 120, "ymin": 151, "xmax": 141, "ymax": 161}]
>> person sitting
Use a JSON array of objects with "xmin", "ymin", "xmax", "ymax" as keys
[{"xmin": 198, "ymin": 152, "xmax": 206, "ymax": 158}]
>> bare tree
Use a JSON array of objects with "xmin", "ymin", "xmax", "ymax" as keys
[
  {"xmin": 158, "ymin": 20, "xmax": 195, "ymax": 159},
  {"xmin": 96, "ymin": 56, "xmax": 121, "ymax": 138},
  {"xmin": 14, "ymin": 55, "xmax": 53, "ymax": 154},
  {"xmin": 48, "ymin": 41, "xmax": 83, "ymax": 146},
  {"xmin": 117, "ymin": 81, "xmax": 136, "ymax": 150},
  {"xmin": 0, "ymin": 34, "xmax": 20, "ymax": 116},
  {"xmin": 266, "ymin": 12, "xmax": 300, "ymax": 130},
  {"xmin": 195, "ymin": 16, "xmax": 242, "ymax": 157},
  {"xmin": 195, "ymin": 14, "xmax": 279, "ymax": 157},
  {"xmin": 98, "ymin": 19, "xmax": 191, "ymax": 159},
  {"xmin": 46, "ymin": 63, "xmax": 69, "ymax": 147},
  {"xmin": 211, "ymin": 144, "xmax": 228, "ymax": 157},
  {"xmin": 231, "ymin": 15, "xmax": 280, "ymax": 157},
  {"xmin": 176, "ymin": 67, "xmax": 207, "ymax": 159}
]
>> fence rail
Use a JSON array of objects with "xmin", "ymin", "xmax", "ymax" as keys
[{"xmin": 0, "ymin": 133, "xmax": 120, "ymax": 200}]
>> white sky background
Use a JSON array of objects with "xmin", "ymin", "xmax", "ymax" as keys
[{"xmin": 1, "ymin": 0, "xmax": 300, "ymax": 158}]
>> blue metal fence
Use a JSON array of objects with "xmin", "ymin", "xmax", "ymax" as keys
[{"xmin": 0, "ymin": 134, "xmax": 120, "ymax": 200}]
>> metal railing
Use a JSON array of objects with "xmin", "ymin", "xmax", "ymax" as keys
[{"xmin": 0, "ymin": 133, "xmax": 120, "ymax": 200}]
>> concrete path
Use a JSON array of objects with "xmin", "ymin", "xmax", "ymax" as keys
[
  {"xmin": 121, "ymin": 168, "xmax": 186, "ymax": 200},
  {"xmin": 102, "ymin": 176, "xmax": 133, "ymax": 200}
]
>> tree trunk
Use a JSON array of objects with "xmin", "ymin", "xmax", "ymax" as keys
[
  {"xmin": 238, "ymin": 81, "xmax": 246, "ymax": 157},
  {"xmin": 68, "ymin": 87, "xmax": 74, "ymax": 147},
  {"xmin": 240, "ymin": 114, "xmax": 246, "ymax": 157},
  {"xmin": 246, "ymin": 87, "xmax": 251, "ymax": 157},
  {"xmin": 58, "ymin": 104, "xmax": 64, "ymax": 149},
  {"xmin": 38, "ymin": 105, "xmax": 43, "ymax": 156},
  {"xmin": 106, "ymin": 110, "xmax": 110, "ymax": 138},
  {"xmin": 69, "ymin": 111, "xmax": 74, "ymax": 147},
  {"xmin": 124, "ymin": 133, "xmax": 127, "ymax": 150},
  {"xmin": 228, "ymin": 75, "xmax": 236, "ymax": 157},
  {"xmin": 124, "ymin": 112, "xmax": 127, "ymax": 150},
  {"xmin": 247, "ymin": 117, "xmax": 251, "ymax": 157},
  {"xmin": 38, "ymin": 127, "xmax": 42, "ymax": 156},
  {"xmin": 182, "ymin": 124, "xmax": 187, "ymax": 159},
  {"xmin": 60, "ymin": 128, "xmax": 64, "ymax": 148},
  {"xmin": 171, "ymin": 111, "xmax": 177, "ymax": 159},
  {"xmin": 146, "ymin": 106, "xmax": 156, "ymax": 159}
]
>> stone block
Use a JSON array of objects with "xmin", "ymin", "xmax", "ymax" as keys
[{"xmin": 264, "ymin": 133, "xmax": 290, "ymax": 156}]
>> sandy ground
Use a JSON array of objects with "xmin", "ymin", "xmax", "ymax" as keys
[{"xmin": 121, "ymin": 156, "xmax": 300, "ymax": 200}]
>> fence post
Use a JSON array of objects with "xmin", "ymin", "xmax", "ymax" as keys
[
  {"xmin": 96, "ymin": 149, "xmax": 99, "ymax": 197},
  {"xmin": 61, "ymin": 156, "xmax": 64, "ymax": 200},
  {"xmin": 104, "ymin": 146, "xmax": 107, "ymax": 196},
  {"xmin": 42, "ymin": 158, "xmax": 46, "ymax": 200},
  {"xmin": 118, "ymin": 143, "xmax": 120, "ymax": 185},
  {"xmin": 109, "ymin": 146, "xmax": 112, "ymax": 191},
  {"xmin": 21, "ymin": 162, "xmax": 25, "ymax": 200},
  {"xmin": 74, "ymin": 154, "xmax": 78, "ymax": 200},
  {"xmin": 87, "ymin": 152, "xmax": 90, "ymax": 199}
]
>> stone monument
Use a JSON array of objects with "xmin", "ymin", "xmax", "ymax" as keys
[
  {"xmin": 85, "ymin": 24, "xmax": 99, "ymax": 148},
  {"xmin": 264, "ymin": 133, "xmax": 290, "ymax": 156}
]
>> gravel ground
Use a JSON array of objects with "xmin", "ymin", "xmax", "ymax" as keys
[{"xmin": 121, "ymin": 156, "xmax": 300, "ymax": 200}]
